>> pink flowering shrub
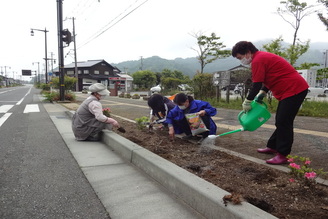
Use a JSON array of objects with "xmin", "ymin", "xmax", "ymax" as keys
[
  {"xmin": 102, "ymin": 107, "xmax": 111, "ymax": 117},
  {"xmin": 287, "ymin": 155, "xmax": 326, "ymax": 187}
]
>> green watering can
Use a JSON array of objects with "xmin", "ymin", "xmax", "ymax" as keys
[{"xmin": 207, "ymin": 100, "xmax": 271, "ymax": 139}]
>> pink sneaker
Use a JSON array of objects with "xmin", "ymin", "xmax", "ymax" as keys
[
  {"xmin": 257, "ymin": 147, "xmax": 277, "ymax": 154},
  {"xmin": 266, "ymin": 154, "xmax": 288, "ymax": 165}
]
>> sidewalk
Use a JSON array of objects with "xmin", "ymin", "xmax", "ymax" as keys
[
  {"xmin": 44, "ymin": 102, "xmax": 277, "ymax": 219},
  {"xmin": 44, "ymin": 102, "xmax": 205, "ymax": 219}
]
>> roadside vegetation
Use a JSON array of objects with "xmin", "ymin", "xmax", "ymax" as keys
[
  {"xmin": 39, "ymin": 75, "xmax": 77, "ymax": 102},
  {"xmin": 204, "ymin": 96, "xmax": 328, "ymax": 118}
]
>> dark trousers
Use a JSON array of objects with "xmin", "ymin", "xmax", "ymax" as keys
[{"xmin": 266, "ymin": 89, "xmax": 308, "ymax": 156}]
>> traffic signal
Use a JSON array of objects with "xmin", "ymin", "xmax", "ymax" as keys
[{"xmin": 62, "ymin": 29, "xmax": 72, "ymax": 46}]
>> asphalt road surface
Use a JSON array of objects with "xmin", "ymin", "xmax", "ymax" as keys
[{"xmin": 0, "ymin": 85, "xmax": 109, "ymax": 218}]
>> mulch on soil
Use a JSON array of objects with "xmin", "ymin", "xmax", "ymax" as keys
[{"xmin": 113, "ymin": 118, "xmax": 328, "ymax": 219}]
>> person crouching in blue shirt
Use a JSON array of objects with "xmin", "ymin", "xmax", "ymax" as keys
[
  {"xmin": 166, "ymin": 93, "xmax": 217, "ymax": 141},
  {"xmin": 147, "ymin": 94, "xmax": 176, "ymax": 128}
]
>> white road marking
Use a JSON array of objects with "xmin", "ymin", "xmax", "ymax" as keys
[
  {"xmin": 23, "ymin": 104, "xmax": 40, "ymax": 113},
  {"xmin": 0, "ymin": 105, "xmax": 14, "ymax": 113},
  {"xmin": 16, "ymin": 87, "xmax": 32, "ymax": 105},
  {"xmin": 0, "ymin": 113, "xmax": 12, "ymax": 127}
]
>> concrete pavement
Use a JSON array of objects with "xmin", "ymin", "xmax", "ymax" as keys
[
  {"xmin": 45, "ymin": 103, "xmax": 206, "ymax": 219},
  {"xmin": 44, "ymin": 101, "xmax": 277, "ymax": 218}
]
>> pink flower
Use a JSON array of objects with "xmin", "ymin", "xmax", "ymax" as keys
[
  {"xmin": 289, "ymin": 178, "xmax": 295, "ymax": 183},
  {"xmin": 304, "ymin": 160, "xmax": 311, "ymax": 165},
  {"xmin": 289, "ymin": 163, "xmax": 301, "ymax": 169},
  {"xmin": 102, "ymin": 107, "xmax": 111, "ymax": 112},
  {"xmin": 287, "ymin": 158, "xmax": 294, "ymax": 163},
  {"xmin": 304, "ymin": 172, "xmax": 317, "ymax": 179}
]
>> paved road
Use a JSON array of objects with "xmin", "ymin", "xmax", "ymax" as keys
[
  {"xmin": 73, "ymin": 93, "xmax": 328, "ymax": 175},
  {"xmin": 0, "ymin": 86, "xmax": 109, "ymax": 218}
]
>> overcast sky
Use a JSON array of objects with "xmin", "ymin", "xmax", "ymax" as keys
[{"xmin": 0, "ymin": 0, "xmax": 327, "ymax": 80}]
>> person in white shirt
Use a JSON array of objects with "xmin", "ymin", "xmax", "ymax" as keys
[{"xmin": 72, "ymin": 83, "xmax": 120, "ymax": 141}]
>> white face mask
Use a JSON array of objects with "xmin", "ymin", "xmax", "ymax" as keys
[
  {"xmin": 178, "ymin": 105, "xmax": 186, "ymax": 110},
  {"xmin": 98, "ymin": 95, "xmax": 106, "ymax": 100},
  {"xmin": 240, "ymin": 56, "xmax": 252, "ymax": 65}
]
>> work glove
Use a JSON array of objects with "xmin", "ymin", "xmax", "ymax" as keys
[
  {"xmin": 107, "ymin": 118, "xmax": 119, "ymax": 127},
  {"xmin": 254, "ymin": 90, "xmax": 267, "ymax": 103},
  {"xmin": 242, "ymin": 99, "xmax": 252, "ymax": 112}
]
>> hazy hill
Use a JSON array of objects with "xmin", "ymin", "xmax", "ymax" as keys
[{"xmin": 111, "ymin": 42, "xmax": 328, "ymax": 77}]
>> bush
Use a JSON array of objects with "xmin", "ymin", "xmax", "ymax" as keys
[
  {"xmin": 42, "ymin": 91, "xmax": 76, "ymax": 102},
  {"xmin": 132, "ymin": 94, "xmax": 140, "ymax": 99},
  {"xmin": 42, "ymin": 91, "xmax": 57, "ymax": 103},
  {"xmin": 40, "ymin": 83, "xmax": 51, "ymax": 91},
  {"xmin": 135, "ymin": 116, "xmax": 149, "ymax": 130}
]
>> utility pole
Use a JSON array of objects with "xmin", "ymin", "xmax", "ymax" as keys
[
  {"xmin": 72, "ymin": 17, "xmax": 78, "ymax": 91},
  {"xmin": 32, "ymin": 62, "xmax": 40, "ymax": 83},
  {"xmin": 57, "ymin": 0, "xmax": 65, "ymax": 101},
  {"xmin": 139, "ymin": 56, "xmax": 143, "ymax": 70},
  {"xmin": 50, "ymin": 52, "xmax": 56, "ymax": 80},
  {"xmin": 324, "ymin": 50, "xmax": 328, "ymax": 87}
]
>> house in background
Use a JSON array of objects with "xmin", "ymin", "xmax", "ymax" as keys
[
  {"xmin": 298, "ymin": 69, "xmax": 317, "ymax": 87},
  {"xmin": 53, "ymin": 59, "xmax": 133, "ymax": 95}
]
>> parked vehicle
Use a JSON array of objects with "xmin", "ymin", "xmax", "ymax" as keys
[
  {"xmin": 234, "ymin": 83, "xmax": 244, "ymax": 94},
  {"xmin": 307, "ymin": 87, "xmax": 326, "ymax": 94},
  {"xmin": 221, "ymin": 84, "xmax": 236, "ymax": 91}
]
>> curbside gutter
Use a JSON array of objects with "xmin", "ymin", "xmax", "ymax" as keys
[{"xmin": 66, "ymin": 111, "xmax": 277, "ymax": 219}]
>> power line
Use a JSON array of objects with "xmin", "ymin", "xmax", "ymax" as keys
[{"xmin": 77, "ymin": 0, "xmax": 149, "ymax": 50}]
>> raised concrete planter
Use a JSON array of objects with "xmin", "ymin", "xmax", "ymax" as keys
[
  {"xmin": 102, "ymin": 130, "xmax": 277, "ymax": 219},
  {"xmin": 66, "ymin": 110, "xmax": 276, "ymax": 218}
]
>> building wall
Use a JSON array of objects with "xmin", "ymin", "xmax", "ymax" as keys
[{"xmin": 298, "ymin": 69, "xmax": 317, "ymax": 87}]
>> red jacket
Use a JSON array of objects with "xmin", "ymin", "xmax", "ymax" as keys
[{"xmin": 251, "ymin": 51, "xmax": 309, "ymax": 100}]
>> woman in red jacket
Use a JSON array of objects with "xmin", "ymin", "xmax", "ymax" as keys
[{"xmin": 232, "ymin": 41, "xmax": 309, "ymax": 165}]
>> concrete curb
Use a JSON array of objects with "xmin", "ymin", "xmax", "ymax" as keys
[{"xmin": 66, "ymin": 111, "xmax": 277, "ymax": 219}]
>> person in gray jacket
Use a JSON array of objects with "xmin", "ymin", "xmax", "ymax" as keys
[{"xmin": 72, "ymin": 83, "xmax": 120, "ymax": 141}]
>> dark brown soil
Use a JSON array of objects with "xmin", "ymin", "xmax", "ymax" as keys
[{"xmin": 113, "ymin": 118, "xmax": 328, "ymax": 219}]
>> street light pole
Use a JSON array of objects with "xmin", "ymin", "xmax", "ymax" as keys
[
  {"xmin": 31, "ymin": 28, "xmax": 49, "ymax": 83},
  {"xmin": 32, "ymin": 62, "xmax": 40, "ymax": 83}
]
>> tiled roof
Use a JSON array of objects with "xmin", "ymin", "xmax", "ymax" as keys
[{"xmin": 64, "ymin": 60, "xmax": 105, "ymax": 68}]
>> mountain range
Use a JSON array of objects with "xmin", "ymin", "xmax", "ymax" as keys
[{"xmin": 111, "ymin": 41, "xmax": 328, "ymax": 77}]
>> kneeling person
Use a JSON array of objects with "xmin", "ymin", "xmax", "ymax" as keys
[
  {"xmin": 72, "ymin": 83, "xmax": 120, "ymax": 141},
  {"xmin": 166, "ymin": 93, "xmax": 217, "ymax": 141}
]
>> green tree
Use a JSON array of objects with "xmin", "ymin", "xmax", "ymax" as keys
[
  {"xmin": 277, "ymin": 0, "xmax": 318, "ymax": 65},
  {"xmin": 191, "ymin": 32, "xmax": 231, "ymax": 74},
  {"xmin": 51, "ymin": 76, "xmax": 77, "ymax": 93},
  {"xmin": 192, "ymin": 73, "xmax": 215, "ymax": 99},
  {"xmin": 262, "ymin": 36, "xmax": 286, "ymax": 57},
  {"xmin": 278, "ymin": 0, "xmax": 318, "ymax": 46},
  {"xmin": 262, "ymin": 37, "xmax": 310, "ymax": 66},
  {"xmin": 296, "ymin": 62, "xmax": 320, "ymax": 69},
  {"xmin": 286, "ymin": 41, "xmax": 310, "ymax": 66},
  {"xmin": 132, "ymin": 70, "xmax": 156, "ymax": 89},
  {"xmin": 318, "ymin": 0, "xmax": 328, "ymax": 30},
  {"xmin": 317, "ymin": 67, "xmax": 328, "ymax": 85},
  {"xmin": 161, "ymin": 77, "xmax": 183, "ymax": 90},
  {"xmin": 161, "ymin": 68, "xmax": 186, "ymax": 80}
]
